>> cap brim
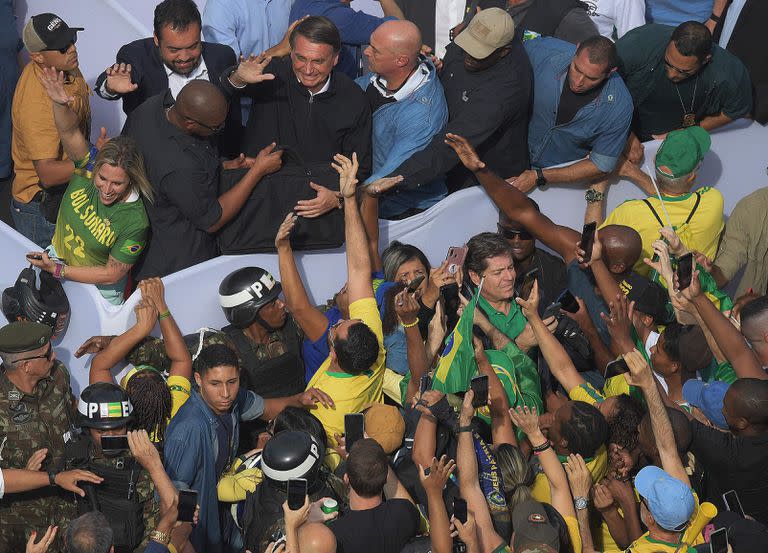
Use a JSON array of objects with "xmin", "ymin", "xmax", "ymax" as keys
[
  {"xmin": 454, "ymin": 31, "xmax": 496, "ymax": 60},
  {"xmin": 634, "ymin": 465, "xmax": 666, "ymax": 500},
  {"xmin": 45, "ymin": 28, "xmax": 81, "ymax": 50},
  {"xmin": 682, "ymin": 379, "xmax": 706, "ymax": 407}
]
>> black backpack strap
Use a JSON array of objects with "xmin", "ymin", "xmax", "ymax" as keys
[
  {"xmin": 684, "ymin": 192, "xmax": 702, "ymax": 224},
  {"xmin": 642, "ymin": 199, "xmax": 665, "ymax": 227}
]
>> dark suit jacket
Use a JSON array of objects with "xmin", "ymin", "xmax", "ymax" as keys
[{"xmin": 95, "ymin": 38, "xmax": 241, "ymax": 156}]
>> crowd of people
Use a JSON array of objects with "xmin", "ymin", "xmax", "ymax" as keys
[{"xmin": 1, "ymin": 0, "xmax": 768, "ymax": 552}]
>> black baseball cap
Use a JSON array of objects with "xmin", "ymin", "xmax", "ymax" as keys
[
  {"xmin": 23, "ymin": 13, "xmax": 83, "ymax": 53},
  {"xmin": 619, "ymin": 272, "xmax": 671, "ymax": 324}
]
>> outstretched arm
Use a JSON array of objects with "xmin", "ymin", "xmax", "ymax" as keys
[
  {"xmin": 37, "ymin": 67, "xmax": 89, "ymax": 162},
  {"xmin": 360, "ymin": 188, "xmax": 383, "ymax": 273},
  {"xmin": 139, "ymin": 278, "xmax": 192, "ymax": 380},
  {"xmin": 275, "ymin": 213, "xmax": 331, "ymax": 342},
  {"xmin": 445, "ymin": 133, "xmax": 581, "ymax": 263},
  {"xmin": 335, "ymin": 153, "xmax": 373, "ymax": 302}
]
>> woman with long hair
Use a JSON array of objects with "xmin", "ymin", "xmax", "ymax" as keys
[{"xmin": 26, "ymin": 67, "xmax": 151, "ymax": 304}]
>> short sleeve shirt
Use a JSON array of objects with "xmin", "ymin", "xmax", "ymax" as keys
[
  {"xmin": 306, "ymin": 297, "xmax": 386, "ymax": 467},
  {"xmin": 11, "ymin": 63, "xmax": 91, "ymax": 203},
  {"xmin": 51, "ymin": 145, "xmax": 149, "ymax": 268}
]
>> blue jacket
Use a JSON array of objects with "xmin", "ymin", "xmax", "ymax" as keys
[
  {"xmin": 289, "ymin": 0, "xmax": 395, "ymax": 78},
  {"xmin": 164, "ymin": 387, "xmax": 264, "ymax": 553},
  {"xmin": 525, "ymin": 37, "xmax": 633, "ymax": 173},
  {"xmin": 356, "ymin": 59, "xmax": 449, "ymax": 215}
]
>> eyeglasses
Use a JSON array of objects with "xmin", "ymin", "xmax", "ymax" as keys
[
  {"xmin": 187, "ymin": 117, "xmax": 226, "ymax": 134},
  {"xmin": 497, "ymin": 224, "xmax": 533, "ymax": 241},
  {"xmin": 14, "ymin": 345, "xmax": 53, "ymax": 364},
  {"xmin": 663, "ymin": 57, "xmax": 697, "ymax": 77},
  {"xmin": 45, "ymin": 36, "xmax": 77, "ymax": 55}
]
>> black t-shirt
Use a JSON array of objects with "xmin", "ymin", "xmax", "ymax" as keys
[
  {"xmin": 122, "ymin": 90, "xmax": 223, "ymax": 279},
  {"xmin": 331, "ymin": 499, "xmax": 420, "ymax": 553},
  {"xmin": 690, "ymin": 421, "xmax": 768, "ymax": 524},
  {"xmin": 365, "ymin": 81, "xmax": 398, "ymax": 113},
  {"xmin": 555, "ymin": 79, "xmax": 605, "ymax": 126}
]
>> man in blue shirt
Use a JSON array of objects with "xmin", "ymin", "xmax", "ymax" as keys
[
  {"xmin": 289, "ymin": 0, "xmax": 404, "ymax": 79},
  {"xmin": 510, "ymin": 35, "xmax": 632, "ymax": 193}
]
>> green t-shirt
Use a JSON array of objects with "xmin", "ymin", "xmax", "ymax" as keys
[
  {"xmin": 477, "ymin": 295, "xmax": 528, "ymax": 341},
  {"xmin": 52, "ymin": 146, "xmax": 149, "ymax": 269}
]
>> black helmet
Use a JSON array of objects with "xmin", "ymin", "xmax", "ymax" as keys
[
  {"xmin": 77, "ymin": 382, "xmax": 134, "ymax": 430},
  {"xmin": 218, "ymin": 267, "xmax": 282, "ymax": 329},
  {"xmin": 2, "ymin": 267, "xmax": 70, "ymax": 338},
  {"xmin": 261, "ymin": 430, "xmax": 322, "ymax": 488}
]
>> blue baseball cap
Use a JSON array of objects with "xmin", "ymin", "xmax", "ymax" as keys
[
  {"xmin": 635, "ymin": 466, "xmax": 695, "ymax": 531},
  {"xmin": 682, "ymin": 379, "xmax": 730, "ymax": 430}
]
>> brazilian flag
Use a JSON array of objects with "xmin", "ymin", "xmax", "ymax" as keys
[{"xmin": 432, "ymin": 293, "xmax": 478, "ymax": 393}]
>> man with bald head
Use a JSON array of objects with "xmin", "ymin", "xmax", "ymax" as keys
[
  {"xmin": 355, "ymin": 20, "xmax": 448, "ymax": 218},
  {"xmin": 123, "ymin": 79, "xmax": 283, "ymax": 278}
]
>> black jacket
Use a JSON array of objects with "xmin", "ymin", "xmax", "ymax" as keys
[
  {"xmin": 393, "ymin": 38, "xmax": 532, "ymax": 191},
  {"xmin": 95, "ymin": 38, "xmax": 241, "ymax": 156},
  {"xmin": 223, "ymin": 57, "xmax": 373, "ymax": 181}
]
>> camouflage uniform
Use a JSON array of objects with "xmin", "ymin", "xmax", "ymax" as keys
[
  {"xmin": 65, "ymin": 436, "xmax": 159, "ymax": 553},
  {"xmin": 0, "ymin": 360, "xmax": 78, "ymax": 553}
]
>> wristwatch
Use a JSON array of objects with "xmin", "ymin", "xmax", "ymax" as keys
[
  {"xmin": 585, "ymin": 188, "xmax": 606, "ymax": 203},
  {"xmin": 574, "ymin": 496, "xmax": 589, "ymax": 511},
  {"xmin": 48, "ymin": 471, "xmax": 57, "ymax": 487},
  {"xmin": 534, "ymin": 168, "xmax": 547, "ymax": 188},
  {"xmin": 149, "ymin": 530, "xmax": 171, "ymax": 545}
]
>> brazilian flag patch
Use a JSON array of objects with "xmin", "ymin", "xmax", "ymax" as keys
[{"xmin": 120, "ymin": 241, "xmax": 144, "ymax": 256}]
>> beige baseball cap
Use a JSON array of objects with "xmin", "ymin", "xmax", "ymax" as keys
[
  {"xmin": 23, "ymin": 13, "xmax": 83, "ymax": 53},
  {"xmin": 455, "ymin": 8, "xmax": 516, "ymax": 60}
]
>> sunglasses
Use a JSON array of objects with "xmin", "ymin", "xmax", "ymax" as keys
[
  {"xmin": 663, "ymin": 57, "xmax": 697, "ymax": 77},
  {"xmin": 497, "ymin": 224, "xmax": 533, "ymax": 241},
  {"xmin": 14, "ymin": 344, "xmax": 53, "ymax": 363},
  {"xmin": 45, "ymin": 36, "xmax": 77, "ymax": 54},
  {"xmin": 188, "ymin": 117, "xmax": 226, "ymax": 134}
]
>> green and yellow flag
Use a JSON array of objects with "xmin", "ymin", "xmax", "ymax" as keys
[{"xmin": 432, "ymin": 293, "xmax": 479, "ymax": 393}]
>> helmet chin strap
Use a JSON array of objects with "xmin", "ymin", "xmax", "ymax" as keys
[{"xmin": 254, "ymin": 311, "xmax": 279, "ymax": 333}]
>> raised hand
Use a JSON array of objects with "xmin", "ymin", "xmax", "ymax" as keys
[
  {"xmin": 592, "ymin": 481, "xmax": 616, "ymax": 512},
  {"xmin": 133, "ymin": 300, "xmax": 158, "ymax": 335},
  {"xmin": 38, "ymin": 67, "xmax": 74, "ymax": 105},
  {"xmin": 139, "ymin": 277, "xmax": 167, "ymax": 314},
  {"xmin": 275, "ymin": 212, "xmax": 297, "ymax": 249},
  {"xmin": 364, "ymin": 175, "xmax": 403, "ymax": 197},
  {"xmin": 332, "ymin": 152, "xmax": 359, "ymax": 198},
  {"xmin": 508, "ymin": 405, "xmax": 540, "ymax": 437},
  {"xmin": 600, "ymin": 293, "xmax": 635, "ymax": 354},
  {"xmin": 564, "ymin": 453, "xmax": 592, "ymax": 499},
  {"xmin": 294, "ymin": 182, "xmax": 340, "ymax": 218},
  {"xmin": 395, "ymin": 288, "xmax": 420, "ymax": 326},
  {"xmin": 623, "ymin": 348, "xmax": 654, "ymax": 390},
  {"xmin": 233, "ymin": 53, "xmax": 275, "ymax": 85},
  {"xmin": 659, "ymin": 227, "xmax": 686, "ymax": 256},
  {"xmin": 127, "ymin": 430, "xmax": 161, "ymax": 470},
  {"xmin": 418, "ymin": 455, "xmax": 457, "ymax": 494},
  {"xmin": 444, "ymin": 133, "xmax": 485, "ymax": 172},
  {"xmin": 515, "ymin": 279, "xmax": 540, "ymax": 319},
  {"xmin": 575, "ymin": 227, "xmax": 602, "ymax": 268},
  {"xmin": 105, "ymin": 62, "xmax": 138, "ymax": 95},
  {"xmin": 643, "ymin": 239, "xmax": 674, "ymax": 285}
]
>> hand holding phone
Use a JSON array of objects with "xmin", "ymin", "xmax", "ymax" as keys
[
  {"xmin": 407, "ymin": 275, "xmax": 425, "ymax": 293},
  {"xmin": 178, "ymin": 489, "xmax": 198, "ymax": 523},
  {"xmin": 445, "ymin": 246, "xmax": 468, "ymax": 276},
  {"xmin": 344, "ymin": 413, "xmax": 365, "ymax": 453},
  {"xmin": 470, "ymin": 375, "xmax": 489, "ymax": 408},
  {"xmin": 453, "ymin": 497, "xmax": 468, "ymax": 524},
  {"xmin": 26, "ymin": 253, "xmax": 43, "ymax": 261},
  {"xmin": 722, "ymin": 489, "xmax": 745, "ymax": 517},
  {"xmin": 676, "ymin": 252, "xmax": 694, "ymax": 291},
  {"xmin": 579, "ymin": 222, "xmax": 597, "ymax": 263},
  {"xmin": 708, "ymin": 527, "xmax": 728, "ymax": 553},
  {"xmin": 100, "ymin": 435, "xmax": 129, "ymax": 451},
  {"xmin": 287, "ymin": 478, "xmax": 308, "ymax": 511},
  {"xmin": 556, "ymin": 289, "xmax": 579, "ymax": 314}
]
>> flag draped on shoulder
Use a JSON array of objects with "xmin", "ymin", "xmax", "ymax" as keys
[{"xmin": 432, "ymin": 293, "xmax": 478, "ymax": 394}]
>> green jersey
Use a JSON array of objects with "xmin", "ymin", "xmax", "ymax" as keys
[{"xmin": 52, "ymin": 146, "xmax": 149, "ymax": 270}]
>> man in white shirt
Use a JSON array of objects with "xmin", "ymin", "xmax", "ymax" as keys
[{"xmin": 582, "ymin": 0, "xmax": 646, "ymax": 40}]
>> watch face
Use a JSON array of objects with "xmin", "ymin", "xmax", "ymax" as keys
[{"xmin": 575, "ymin": 497, "xmax": 588, "ymax": 510}]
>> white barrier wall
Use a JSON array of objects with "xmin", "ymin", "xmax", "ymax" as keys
[{"xmin": 7, "ymin": 2, "xmax": 767, "ymax": 393}]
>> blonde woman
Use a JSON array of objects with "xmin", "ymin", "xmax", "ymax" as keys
[{"xmin": 26, "ymin": 67, "xmax": 152, "ymax": 304}]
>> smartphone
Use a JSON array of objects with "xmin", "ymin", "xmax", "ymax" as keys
[
  {"xmin": 541, "ymin": 302, "xmax": 562, "ymax": 320},
  {"xmin": 100, "ymin": 435, "xmax": 129, "ymax": 451},
  {"xmin": 407, "ymin": 275, "xmax": 426, "ymax": 293},
  {"xmin": 445, "ymin": 246, "xmax": 469, "ymax": 276},
  {"xmin": 178, "ymin": 489, "xmax": 198, "ymax": 523},
  {"xmin": 519, "ymin": 268, "xmax": 539, "ymax": 297},
  {"xmin": 579, "ymin": 222, "xmax": 598, "ymax": 263},
  {"xmin": 556, "ymin": 289, "xmax": 579, "ymax": 314},
  {"xmin": 605, "ymin": 357, "xmax": 630, "ymax": 379},
  {"xmin": 419, "ymin": 374, "xmax": 432, "ymax": 395},
  {"xmin": 344, "ymin": 413, "xmax": 365, "ymax": 453},
  {"xmin": 709, "ymin": 527, "xmax": 728, "ymax": 553},
  {"xmin": 470, "ymin": 375, "xmax": 489, "ymax": 408},
  {"xmin": 723, "ymin": 489, "xmax": 745, "ymax": 517},
  {"xmin": 677, "ymin": 252, "xmax": 694, "ymax": 291},
  {"xmin": 26, "ymin": 253, "xmax": 43, "ymax": 261},
  {"xmin": 453, "ymin": 497, "xmax": 468, "ymax": 524},
  {"xmin": 286, "ymin": 478, "xmax": 308, "ymax": 510}
]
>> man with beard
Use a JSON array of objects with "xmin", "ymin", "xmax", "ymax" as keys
[{"xmin": 94, "ymin": 0, "xmax": 241, "ymax": 155}]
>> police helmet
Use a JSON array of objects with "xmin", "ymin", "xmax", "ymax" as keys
[
  {"xmin": 2, "ymin": 267, "xmax": 70, "ymax": 338},
  {"xmin": 261, "ymin": 430, "xmax": 322, "ymax": 487},
  {"xmin": 218, "ymin": 267, "xmax": 282, "ymax": 328},
  {"xmin": 78, "ymin": 382, "xmax": 134, "ymax": 430}
]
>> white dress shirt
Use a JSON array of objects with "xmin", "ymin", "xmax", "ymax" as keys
[{"xmin": 435, "ymin": 0, "xmax": 467, "ymax": 59}]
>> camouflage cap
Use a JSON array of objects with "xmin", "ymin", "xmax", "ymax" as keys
[{"xmin": 0, "ymin": 321, "xmax": 52, "ymax": 353}]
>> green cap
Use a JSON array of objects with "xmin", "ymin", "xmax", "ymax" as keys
[
  {"xmin": 654, "ymin": 126, "xmax": 711, "ymax": 178},
  {"xmin": 0, "ymin": 321, "xmax": 52, "ymax": 353}
]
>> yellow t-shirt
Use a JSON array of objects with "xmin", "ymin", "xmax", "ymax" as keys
[
  {"xmin": 565, "ymin": 515, "xmax": 583, "ymax": 553},
  {"xmin": 531, "ymin": 446, "xmax": 608, "ymax": 504},
  {"xmin": 603, "ymin": 188, "xmax": 724, "ymax": 277},
  {"xmin": 217, "ymin": 454, "xmax": 263, "ymax": 502},
  {"xmin": 568, "ymin": 382, "xmax": 606, "ymax": 405},
  {"xmin": 11, "ymin": 63, "xmax": 91, "ymax": 203},
  {"xmin": 306, "ymin": 297, "xmax": 386, "ymax": 468},
  {"xmin": 627, "ymin": 492, "xmax": 705, "ymax": 552}
]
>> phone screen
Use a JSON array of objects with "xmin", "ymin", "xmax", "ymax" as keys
[
  {"xmin": 178, "ymin": 489, "xmax": 198, "ymax": 523},
  {"xmin": 677, "ymin": 252, "xmax": 694, "ymax": 290},
  {"xmin": 344, "ymin": 413, "xmax": 365, "ymax": 453},
  {"xmin": 557, "ymin": 290, "xmax": 579, "ymax": 313},
  {"xmin": 605, "ymin": 358, "xmax": 630, "ymax": 379},
  {"xmin": 100, "ymin": 435, "xmax": 129, "ymax": 451},
  {"xmin": 723, "ymin": 489, "xmax": 745, "ymax": 517},
  {"xmin": 579, "ymin": 222, "xmax": 597, "ymax": 263},
  {"xmin": 470, "ymin": 375, "xmax": 489, "ymax": 408},
  {"xmin": 520, "ymin": 268, "xmax": 539, "ymax": 298},
  {"xmin": 453, "ymin": 497, "xmax": 468, "ymax": 524},
  {"xmin": 709, "ymin": 527, "xmax": 728, "ymax": 553},
  {"xmin": 287, "ymin": 478, "xmax": 308, "ymax": 511},
  {"xmin": 407, "ymin": 275, "xmax": 426, "ymax": 293}
]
